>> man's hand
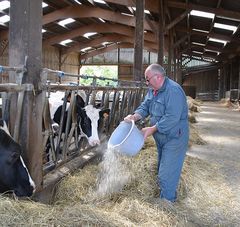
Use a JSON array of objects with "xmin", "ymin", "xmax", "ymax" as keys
[
  {"xmin": 124, "ymin": 113, "xmax": 142, "ymax": 122},
  {"xmin": 141, "ymin": 125, "xmax": 157, "ymax": 140}
]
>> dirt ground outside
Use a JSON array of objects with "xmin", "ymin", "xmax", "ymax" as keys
[{"xmin": 188, "ymin": 102, "xmax": 240, "ymax": 201}]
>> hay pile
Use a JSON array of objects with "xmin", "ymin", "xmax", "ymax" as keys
[
  {"xmin": 52, "ymin": 137, "xmax": 239, "ymax": 226},
  {"xmin": 220, "ymin": 98, "xmax": 240, "ymax": 111},
  {"xmin": 0, "ymin": 196, "xmax": 57, "ymax": 226},
  {"xmin": 189, "ymin": 124, "xmax": 207, "ymax": 147},
  {"xmin": 187, "ymin": 96, "xmax": 201, "ymax": 113},
  {"xmin": 1, "ymin": 138, "xmax": 239, "ymax": 226},
  {"xmin": 187, "ymin": 96, "xmax": 202, "ymax": 123}
]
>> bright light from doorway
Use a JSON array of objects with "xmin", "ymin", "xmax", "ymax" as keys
[
  {"xmin": 42, "ymin": 29, "xmax": 47, "ymax": 33},
  {"xmin": 190, "ymin": 10, "xmax": 215, "ymax": 19}
]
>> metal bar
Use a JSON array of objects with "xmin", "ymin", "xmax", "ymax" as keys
[
  {"xmin": 42, "ymin": 84, "xmax": 147, "ymax": 91},
  {"xmin": 0, "ymin": 83, "xmax": 34, "ymax": 92},
  {"xmin": 56, "ymin": 91, "xmax": 69, "ymax": 160},
  {"xmin": 0, "ymin": 65, "xmax": 26, "ymax": 73},
  {"xmin": 42, "ymin": 68, "xmax": 144, "ymax": 86},
  {"xmin": 62, "ymin": 91, "xmax": 75, "ymax": 160}
]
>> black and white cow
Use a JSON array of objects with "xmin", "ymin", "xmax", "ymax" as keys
[
  {"xmin": 49, "ymin": 91, "xmax": 109, "ymax": 146},
  {"xmin": 0, "ymin": 120, "xmax": 35, "ymax": 197}
]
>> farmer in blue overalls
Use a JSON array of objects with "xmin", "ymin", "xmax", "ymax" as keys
[{"xmin": 124, "ymin": 63, "xmax": 189, "ymax": 202}]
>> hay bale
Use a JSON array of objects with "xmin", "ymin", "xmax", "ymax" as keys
[
  {"xmin": 187, "ymin": 96, "xmax": 201, "ymax": 112},
  {"xmin": 188, "ymin": 112, "xmax": 197, "ymax": 123},
  {"xmin": 189, "ymin": 124, "xmax": 206, "ymax": 146}
]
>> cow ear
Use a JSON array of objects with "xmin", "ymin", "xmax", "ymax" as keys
[{"xmin": 7, "ymin": 152, "xmax": 20, "ymax": 165}]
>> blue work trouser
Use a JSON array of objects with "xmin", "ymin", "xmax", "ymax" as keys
[{"xmin": 153, "ymin": 125, "xmax": 189, "ymax": 202}]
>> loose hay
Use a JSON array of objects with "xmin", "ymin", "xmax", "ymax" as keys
[
  {"xmin": 1, "ymin": 135, "xmax": 239, "ymax": 226},
  {"xmin": 0, "ymin": 196, "xmax": 57, "ymax": 226}
]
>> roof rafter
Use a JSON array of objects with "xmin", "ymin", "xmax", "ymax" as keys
[
  {"xmin": 43, "ymin": 23, "xmax": 156, "ymax": 46},
  {"xmin": 64, "ymin": 33, "xmax": 158, "ymax": 55}
]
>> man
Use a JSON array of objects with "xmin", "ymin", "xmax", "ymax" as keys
[{"xmin": 124, "ymin": 63, "xmax": 189, "ymax": 202}]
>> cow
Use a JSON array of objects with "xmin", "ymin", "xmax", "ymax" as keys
[
  {"xmin": 0, "ymin": 119, "xmax": 36, "ymax": 197},
  {"xmin": 48, "ymin": 91, "xmax": 110, "ymax": 147}
]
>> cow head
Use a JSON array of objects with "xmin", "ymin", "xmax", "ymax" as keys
[
  {"xmin": 77, "ymin": 105, "xmax": 110, "ymax": 146},
  {"xmin": 0, "ymin": 120, "xmax": 35, "ymax": 197}
]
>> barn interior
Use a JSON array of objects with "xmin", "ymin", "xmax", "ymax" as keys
[{"xmin": 0, "ymin": 0, "xmax": 240, "ymax": 226}]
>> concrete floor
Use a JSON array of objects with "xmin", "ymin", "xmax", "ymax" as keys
[{"xmin": 188, "ymin": 102, "xmax": 240, "ymax": 200}]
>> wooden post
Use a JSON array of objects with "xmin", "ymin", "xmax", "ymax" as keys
[
  {"xmin": 167, "ymin": 29, "xmax": 173, "ymax": 77},
  {"xmin": 218, "ymin": 65, "xmax": 224, "ymax": 100},
  {"xmin": 9, "ymin": 0, "xmax": 43, "ymax": 190},
  {"xmin": 133, "ymin": 0, "xmax": 145, "ymax": 81},
  {"xmin": 158, "ymin": 0, "xmax": 165, "ymax": 65}
]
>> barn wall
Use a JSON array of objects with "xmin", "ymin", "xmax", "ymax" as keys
[{"xmin": 183, "ymin": 69, "xmax": 219, "ymax": 100}]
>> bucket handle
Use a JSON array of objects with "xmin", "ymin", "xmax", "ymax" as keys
[{"xmin": 110, "ymin": 120, "xmax": 135, "ymax": 149}]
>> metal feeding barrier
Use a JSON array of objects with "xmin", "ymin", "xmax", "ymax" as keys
[
  {"xmin": 0, "ymin": 65, "xmax": 147, "ymax": 175},
  {"xmin": 0, "ymin": 63, "xmax": 33, "ymax": 142},
  {"xmin": 40, "ymin": 68, "xmax": 147, "ymax": 173}
]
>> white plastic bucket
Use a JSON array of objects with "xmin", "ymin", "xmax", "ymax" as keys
[{"xmin": 108, "ymin": 120, "xmax": 144, "ymax": 156}]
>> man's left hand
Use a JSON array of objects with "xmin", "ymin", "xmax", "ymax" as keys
[{"xmin": 141, "ymin": 125, "xmax": 157, "ymax": 140}]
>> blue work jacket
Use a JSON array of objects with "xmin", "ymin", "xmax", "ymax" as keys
[{"xmin": 135, "ymin": 77, "xmax": 189, "ymax": 140}]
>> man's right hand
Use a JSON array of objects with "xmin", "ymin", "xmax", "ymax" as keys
[
  {"xmin": 124, "ymin": 114, "xmax": 135, "ymax": 122},
  {"xmin": 124, "ymin": 113, "xmax": 142, "ymax": 122}
]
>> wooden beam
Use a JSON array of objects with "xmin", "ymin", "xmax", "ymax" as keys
[
  {"xmin": 165, "ymin": 10, "xmax": 190, "ymax": 31},
  {"xmin": 173, "ymin": 34, "xmax": 188, "ymax": 48},
  {"xmin": 43, "ymin": 23, "xmax": 156, "ymax": 46},
  {"xmin": 64, "ymin": 34, "xmax": 157, "ymax": 55},
  {"xmin": 175, "ymin": 26, "xmax": 240, "ymax": 44},
  {"xmin": 79, "ymin": 42, "xmax": 157, "ymax": 61},
  {"xmin": 42, "ymin": 5, "xmax": 156, "ymax": 31}
]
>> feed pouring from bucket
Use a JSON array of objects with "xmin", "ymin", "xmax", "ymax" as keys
[{"xmin": 107, "ymin": 120, "xmax": 144, "ymax": 156}]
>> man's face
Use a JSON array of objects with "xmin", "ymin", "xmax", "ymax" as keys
[{"xmin": 145, "ymin": 70, "xmax": 162, "ymax": 90}]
